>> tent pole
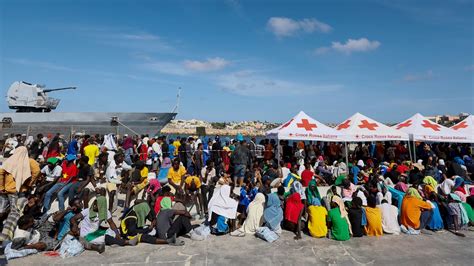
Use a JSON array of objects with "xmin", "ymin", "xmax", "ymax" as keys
[
  {"xmin": 277, "ymin": 139, "xmax": 281, "ymax": 165},
  {"xmin": 407, "ymin": 140, "xmax": 413, "ymax": 162},
  {"xmin": 345, "ymin": 142, "xmax": 349, "ymax": 168},
  {"xmin": 413, "ymin": 141, "xmax": 417, "ymax": 162}
]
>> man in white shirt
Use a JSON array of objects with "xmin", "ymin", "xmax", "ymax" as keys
[
  {"xmin": 105, "ymin": 153, "xmax": 131, "ymax": 212},
  {"xmin": 439, "ymin": 175, "xmax": 456, "ymax": 196}
]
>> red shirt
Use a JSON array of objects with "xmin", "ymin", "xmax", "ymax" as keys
[
  {"xmin": 301, "ymin": 169, "xmax": 314, "ymax": 187},
  {"xmin": 59, "ymin": 161, "xmax": 78, "ymax": 183},
  {"xmin": 397, "ymin": 165, "xmax": 409, "ymax": 174}
]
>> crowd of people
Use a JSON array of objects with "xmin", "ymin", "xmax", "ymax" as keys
[{"xmin": 0, "ymin": 132, "xmax": 472, "ymax": 260}]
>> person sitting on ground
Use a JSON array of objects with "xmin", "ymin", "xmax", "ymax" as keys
[
  {"xmin": 282, "ymin": 192, "xmax": 304, "ymax": 240},
  {"xmin": 42, "ymin": 154, "xmax": 78, "ymax": 213},
  {"xmin": 364, "ymin": 195, "xmax": 383, "ymax": 236},
  {"xmin": 348, "ymin": 197, "xmax": 365, "ymax": 238},
  {"xmin": 105, "ymin": 153, "xmax": 132, "ymax": 212},
  {"xmin": 52, "ymin": 197, "xmax": 84, "ymax": 241},
  {"xmin": 22, "ymin": 194, "xmax": 43, "ymax": 219},
  {"xmin": 124, "ymin": 160, "xmax": 148, "ymax": 209},
  {"xmin": 307, "ymin": 198, "xmax": 328, "ymax": 238},
  {"xmin": 400, "ymin": 188, "xmax": 433, "ymax": 233},
  {"xmin": 207, "ymin": 185, "xmax": 238, "ymax": 235},
  {"xmin": 231, "ymin": 193, "xmax": 266, "ymax": 237},
  {"xmin": 36, "ymin": 157, "xmax": 62, "ymax": 199},
  {"xmin": 155, "ymin": 197, "xmax": 190, "ymax": 245},
  {"xmin": 262, "ymin": 193, "xmax": 283, "ymax": 233},
  {"xmin": 67, "ymin": 156, "xmax": 93, "ymax": 209},
  {"xmin": 447, "ymin": 193, "xmax": 469, "ymax": 232},
  {"xmin": 306, "ymin": 179, "xmax": 322, "ymax": 207},
  {"xmin": 327, "ymin": 195, "xmax": 351, "ymax": 241},
  {"xmin": 379, "ymin": 199, "xmax": 400, "ymax": 235},
  {"xmin": 118, "ymin": 201, "xmax": 178, "ymax": 246},
  {"xmin": 184, "ymin": 168, "xmax": 203, "ymax": 218},
  {"xmin": 70, "ymin": 195, "xmax": 121, "ymax": 253},
  {"xmin": 167, "ymin": 159, "xmax": 186, "ymax": 193},
  {"xmin": 11, "ymin": 215, "xmax": 46, "ymax": 252}
]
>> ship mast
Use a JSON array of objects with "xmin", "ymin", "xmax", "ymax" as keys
[{"xmin": 171, "ymin": 87, "xmax": 181, "ymax": 114}]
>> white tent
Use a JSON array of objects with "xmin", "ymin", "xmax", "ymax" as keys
[
  {"xmin": 449, "ymin": 115, "xmax": 474, "ymax": 143},
  {"xmin": 335, "ymin": 112, "xmax": 409, "ymax": 142},
  {"xmin": 393, "ymin": 113, "xmax": 465, "ymax": 143},
  {"xmin": 266, "ymin": 111, "xmax": 343, "ymax": 141}
]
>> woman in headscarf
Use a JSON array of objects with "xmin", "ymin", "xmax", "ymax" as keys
[
  {"xmin": 305, "ymin": 179, "xmax": 321, "ymax": 205},
  {"xmin": 447, "ymin": 193, "xmax": 469, "ymax": 232},
  {"xmin": 263, "ymin": 193, "xmax": 283, "ymax": 232},
  {"xmin": 426, "ymin": 193, "xmax": 444, "ymax": 231},
  {"xmin": 423, "ymin": 176, "xmax": 438, "ymax": 190},
  {"xmin": 207, "ymin": 185, "xmax": 238, "ymax": 234},
  {"xmin": 364, "ymin": 196, "xmax": 383, "ymax": 236},
  {"xmin": 283, "ymin": 192, "xmax": 304, "ymax": 240},
  {"xmin": 327, "ymin": 195, "xmax": 350, "ymax": 241},
  {"xmin": 231, "ymin": 193, "xmax": 266, "ymax": 236},
  {"xmin": 348, "ymin": 197, "xmax": 365, "ymax": 237},
  {"xmin": 401, "ymin": 188, "xmax": 433, "ymax": 231},
  {"xmin": 307, "ymin": 198, "xmax": 328, "ymax": 238},
  {"xmin": 0, "ymin": 146, "xmax": 40, "ymax": 242}
]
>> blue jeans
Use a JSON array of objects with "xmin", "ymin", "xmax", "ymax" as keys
[
  {"xmin": 43, "ymin": 183, "xmax": 66, "ymax": 213},
  {"xmin": 57, "ymin": 182, "xmax": 75, "ymax": 211},
  {"xmin": 124, "ymin": 148, "xmax": 133, "ymax": 165}
]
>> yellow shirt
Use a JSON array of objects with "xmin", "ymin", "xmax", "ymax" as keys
[
  {"xmin": 364, "ymin": 207, "xmax": 383, "ymax": 236},
  {"xmin": 185, "ymin": 175, "xmax": 201, "ymax": 189},
  {"xmin": 0, "ymin": 159, "xmax": 40, "ymax": 193},
  {"xmin": 83, "ymin": 144, "xmax": 100, "ymax": 166},
  {"xmin": 308, "ymin": 205, "xmax": 328, "ymax": 238},
  {"xmin": 140, "ymin": 167, "xmax": 149, "ymax": 178},
  {"xmin": 167, "ymin": 165, "xmax": 186, "ymax": 185},
  {"xmin": 172, "ymin": 141, "xmax": 181, "ymax": 156}
]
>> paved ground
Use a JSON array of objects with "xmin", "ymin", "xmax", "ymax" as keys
[{"xmin": 7, "ymin": 229, "xmax": 474, "ymax": 265}]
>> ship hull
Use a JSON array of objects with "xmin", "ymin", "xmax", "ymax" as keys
[{"xmin": 0, "ymin": 112, "xmax": 176, "ymax": 136}]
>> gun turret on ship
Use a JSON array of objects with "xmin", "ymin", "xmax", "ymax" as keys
[{"xmin": 1, "ymin": 81, "xmax": 177, "ymax": 136}]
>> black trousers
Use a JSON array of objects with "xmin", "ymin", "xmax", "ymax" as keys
[{"xmin": 167, "ymin": 215, "xmax": 192, "ymax": 237}]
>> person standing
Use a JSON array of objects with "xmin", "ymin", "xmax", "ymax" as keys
[{"xmin": 231, "ymin": 138, "xmax": 251, "ymax": 187}]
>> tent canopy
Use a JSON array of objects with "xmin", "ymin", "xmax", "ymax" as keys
[
  {"xmin": 449, "ymin": 115, "xmax": 474, "ymax": 143},
  {"xmin": 393, "ymin": 113, "xmax": 467, "ymax": 143},
  {"xmin": 266, "ymin": 111, "xmax": 343, "ymax": 141},
  {"xmin": 335, "ymin": 112, "xmax": 409, "ymax": 142}
]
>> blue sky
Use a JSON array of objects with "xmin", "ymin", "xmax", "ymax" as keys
[{"xmin": 0, "ymin": 0, "xmax": 473, "ymax": 123}]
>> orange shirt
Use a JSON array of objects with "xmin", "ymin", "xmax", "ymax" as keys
[{"xmin": 401, "ymin": 196, "xmax": 432, "ymax": 229}]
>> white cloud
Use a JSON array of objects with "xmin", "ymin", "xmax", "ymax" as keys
[
  {"xmin": 403, "ymin": 70, "xmax": 434, "ymax": 82},
  {"xmin": 267, "ymin": 17, "xmax": 332, "ymax": 38},
  {"xmin": 143, "ymin": 61, "xmax": 188, "ymax": 76},
  {"xmin": 116, "ymin": 33, "xmax": 160, "ymax": 41},
  {"xmin": 315, "ymin": 38, "xmax": 381, "ymax": 55},
  {"xmin": 217, "ymin": 70, "xmax": 341, "ymax": 96},
  {"xmin": 184, "ymin": 57, "xmax": 230, "ymax": 72}
]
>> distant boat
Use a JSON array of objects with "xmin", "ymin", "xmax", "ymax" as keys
[{"xmin": 1, "ymin": 81, "xmax": 179, "ymax": 136}]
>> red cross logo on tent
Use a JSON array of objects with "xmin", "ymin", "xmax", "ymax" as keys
[
  {"xmin": 296, "ymin": 119, "xmax": 317, "ymax": 131},
  {"xmin": 280, "ymin": 119, "xmax": 293, "ymax": 129},
  {"xmin": 421, "ymin": 120, "xmax": 440, "ymax": 131},
  {"xmin": 358, "ymin": 120, "xmax": 378, "ymax": 131},
  {"xmin": 396, "ymin": 120, "xmax": 412, "ymax": 129},
  {"xmin": 337, "ymin": 120, "xmax": 351, "ymax": 130},
  {"xmin": 452, "ymin": 121, "xmax": 468, "ymax": 131}
]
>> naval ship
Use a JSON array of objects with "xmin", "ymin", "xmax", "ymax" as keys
[{"xmin": 0, "ymin": 81, "xmax": 178, "ymax": 136}]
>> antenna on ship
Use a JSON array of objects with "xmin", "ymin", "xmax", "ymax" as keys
[{"xmin": 171, "ymin": 87, "xmax": 181, "ymax": 114}]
